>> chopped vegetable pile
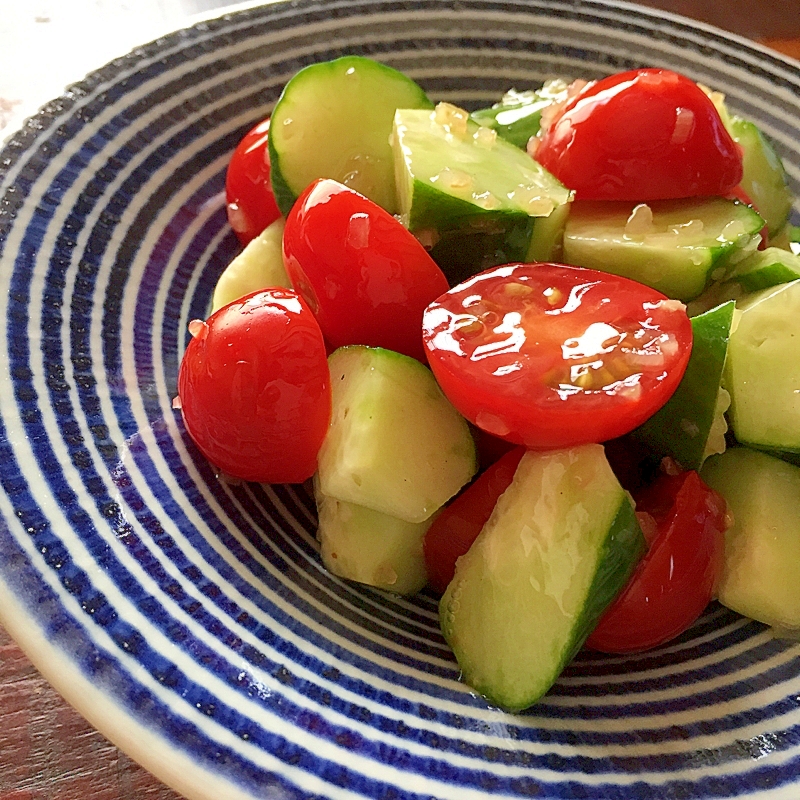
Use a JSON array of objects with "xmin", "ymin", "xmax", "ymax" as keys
[{"xmin": 177, "ymin": 56, "xmax": 800, "ymax": 711}]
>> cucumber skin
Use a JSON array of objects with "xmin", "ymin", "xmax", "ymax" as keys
[
  {"xmin": 630, "ymin": 301, "xmax": 735, "ymax": 471},
  {"xmin": 410, "ymin": 184, "xmax": 570, "ymax": 285},
  {"xmin": 269, "ymin": 139, "xmax": 298, "ymax": 217},
  {"xmin": 727, "ymin": 248, "xmax": 800, "ymax": 293},
  {"xmin": 269, "ymin": 56, "xmax": 433, "ymax": 216},
  {"xmin": 565, "ymin": 497, "xmax": 646, "ymax": 666}
]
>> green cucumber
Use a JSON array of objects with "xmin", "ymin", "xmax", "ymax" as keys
[
  {"xmin": 440, "ymin": 445, "xmax": 645, "ymax": 711},
  {"xmin": 724, "ymin": 279, "xmax": 800, "ymax": 454},
  {"xmin": 317, "ymin": 346, "xmax": 477, "ymax": 523},
  {"xmin": 211, "ymin": 218, "xmax": 289, "ymax": 314},
  {"xmin": 630, "ymin": 301, "xmax": 735, "ymax": 470},
  {"xmin": 724, "ymin": 246, "xmax": 800, "ymax": 293},
  {"xmin": 562, "ymin": 198, "xmax": 764, "ymax": 300},
  {"xmin": 470, "ymin": 80, "xmax": 570, "ymax": 149},
  {"xmin": 728, "ymin": 116, "xmax": 793, "ymax": 237},
  {"xmin": 314, "ymin": 481, "xmax": 431, "ymax": 595},
  {"xmin": 269, "ymin": 56, "xmax": 433, "ymax": 216},
  {"xmin": 393, "ymin": 105, "xmax": 573, "ymax": 284},
  {"xmin": 700, "ymin": 447, "xmax": 800, "ymax": 630}
]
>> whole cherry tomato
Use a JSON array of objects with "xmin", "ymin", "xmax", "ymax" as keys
[
  {"xmin": 424, "ymin": 447, "xmax": 525, "ymax": 593},
  {"xmin": 225, "ymin": 117, "xmax": 283, "ymax": 245},
  {"xmin": 283, "ymin": 179, "xmax": 449, "ymax": 362},
  {"xmin": 535, "ymin": 69, "xmax": 742, "ymax": 201},
  {"xmin": 177, "ymin": 289, "xmax": 330, "ymax": 484},
  {"xmin": 586, "ymin": 469, "xmax": 728, "ymax": 653},
  {"xmin": 422, "ymin": 263, "xmax": 693, "ymax": 449}
]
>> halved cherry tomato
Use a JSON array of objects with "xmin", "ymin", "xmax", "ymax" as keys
[
  {"xmin": 283, "ymin": 179, "xmax": 449, "ymax": 361},
  {"xmin": 225, "ymin": 117, "xmax": 282, "ymax": 245},
  {"xmin": 424, "ymin": 447, "xmax": 525, "ymax": 593},
  {"xmin": 586, "ymin": 469, "xmax": 727, "ymax": 653},
  {"xmin": 177, "ymin": 289, "xmax": 330, "ymax": 483},
  {"xmin": 422, "ymin": 263, "xmax": 693, "ymax": 449},
  {"xmin": 535, "ymin": 69, "xmax": 742, "ymax": 201}
]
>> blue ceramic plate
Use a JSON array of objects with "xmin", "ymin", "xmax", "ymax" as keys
[{"xmin": 1, "ymin": 1, "xmax": 799, "ymax": 797}]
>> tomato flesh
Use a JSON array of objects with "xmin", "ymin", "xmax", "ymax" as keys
[
  {"xmin": 535, "ymin": 69, "xmax": 743, "ymax": 201},
  {"xmin": 586, "ymin": 470, "xmax": 727, "ymax": 653},
  {"xmin": 177, "ymin": 289, "xmax": 330, "ymax": 483},
  {"xmin": 283, "ymin": 178, "xmax": 449, "ymax": 361},
  {"xmin": 422, "ymin": 263, "xmax": 693, "ymax": 449},
  {"xmin": 424, "ymin": 447, "xmax": 525, "ymax": 594},
  {"xmin": 225, "ymin": 117, "xmax": 283, "ymax": 245}
]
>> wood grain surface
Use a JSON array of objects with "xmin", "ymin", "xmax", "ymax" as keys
[
  {"xmin": 0, "ymin": 626, "xmax": 183, "ymax": 800},
  {"xmin": 0, "ymin": 18, "xmax": 798, "ymax": 800}
]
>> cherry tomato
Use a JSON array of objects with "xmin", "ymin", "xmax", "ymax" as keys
[
  {"xmin": 283, "ymin": 179, "xmax": 449, "ymax": 361},
  {"xmin": 535, "ymin": 69, "xmax": 742, "ymax": 201},
  {"xmin": 177, "ymin": 289, "xmax": 330, "ymax": 484},
  {"xmin": 424, "ymin": 447, "xmax": 524, "ymax": 593},
  {"xmin": 586, "ymin": 469, "xmax": 727, "ymax": 653},
  {"xmin": 422, "ymin": 263, "xmax": 693, "ymax": 449},
  {"xmin": 225, "ymin": 117, "xmax": 282, "ymax": 245}
]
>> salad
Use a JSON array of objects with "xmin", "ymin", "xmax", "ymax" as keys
[{"xmin": 176, "ymin": 56, "xmax": 800, "ymax": 712}]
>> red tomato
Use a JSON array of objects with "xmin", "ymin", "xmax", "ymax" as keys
[
  {"xmin": 586, "ymin": 470, "xmax": 728, "ymax": 653},
  {"xmin": 177, "ymin": 289, "xmax": 330, "ymax": 483},
  {"xmin": 225, "ymin": 117, "xmax": 282, "ymax": 245},
  {"xmin": 535, "ymin": 69, "xmax": 742, "ymax": 201},
  {"xmin": 283, "ymin": 179, "xmax": 449, "ymax": 361},
  {"xmin": 422, "ymin": 263, "xmax": 693, "ymax": 449},
  {"xmin": 424, "ymin": 447, "xmax": 525, "ymax": 593}
]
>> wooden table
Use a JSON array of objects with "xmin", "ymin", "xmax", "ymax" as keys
[{"xmin": 1, "ymin": 24, "xmax": 798, "ymax": 800}]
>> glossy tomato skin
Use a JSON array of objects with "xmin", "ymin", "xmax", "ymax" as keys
[
  {"xmin": 226, "ymin": 117, "xmax": 282, "ymax": 245},
  {"xmin": 424, "ymin": 447, "xmax": 525, "ymax": 593},
  {"xmin": 586, "ymin": 470, "xmax": 727, "ymax": 653},
  {"xmin": 177, "ymin": 289, "xmax": 331, "ymax": 484},
  {"xmin": 422, "ymin": 263, "xmax": 693, "ymax": 449},
  {"xmin": 535, "ymin": 69, "xmax": 742, "ymax": 201},
  {"xmin": 283, "ymin": 178, "xmax": 449, "ymax": 362}
]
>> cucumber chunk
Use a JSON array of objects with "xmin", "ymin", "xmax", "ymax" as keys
[
  {"xmin": 724, "ymin": 279, "xmax": 800, "ymax": 453},
  {"xmin": 440, "ymin": 445, "xmax": 645, "ymax": 711},
  {"xmin": 562, "ymin": 198, "xmax": 764, "ymax": 300},
  {"xmin": 393, "ymin": 105, "xmax": 572, "ymax": 284},
  {"xmin": 701, "ymin": 447, "xmax": 800, "ymax": 630},
  {"xmin": 470, "ymin": 80, "xmax": 570, "ymax": 149},
  {"xmin": 269, "ymin": 56, "xmax": 433, "ymax": 216},
  {"xmin": 770, "ymin": 223, "xmax": 800, "ymax": 256},
  {"xmin": 728, "ymin": 116, "xmax": 793, "ymax": 237},
  {"xmin": 724, "ymin": 246, "xmax": 800, "ymax": 293},
  {"xmin": 211, "ymin": 218, "xmax": 289, "ymax": 314},
  {"xmin": 317, "ymin": 346, "xmax": 477, "ymax": 523},
  {"xmin": 314, "ymin": 481, "xmax": 431, "ymax": 595},
  {"xmin": 630, "ymin": 301, "xmax": 734, "ymax": 470}
]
